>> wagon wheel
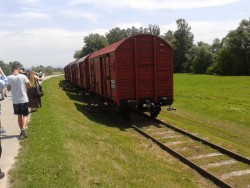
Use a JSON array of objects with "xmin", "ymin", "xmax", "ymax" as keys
[
  {"xmin": 149, "ymin": 106, "xmax": 161, "ymax": 118},
  {"xmin": 150, "ymin": 110, "xmax": 159, "ymax": 118},
  {"xmin": 119, "ymin": 109, "xmax": 130, "ymax": 121},
  {"xmin": 85, "ymin": 99, "xmax": 95, "ymax": 112}
]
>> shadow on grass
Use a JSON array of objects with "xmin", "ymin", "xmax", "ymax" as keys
[{"xmin": 59, "ymin": 80, "xmax": 130, "ymax": 131}]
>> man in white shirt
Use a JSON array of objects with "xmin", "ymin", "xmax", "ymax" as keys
[{"xmin": 7, "ymin": 63, "xmax": 31, "ymax": 139}]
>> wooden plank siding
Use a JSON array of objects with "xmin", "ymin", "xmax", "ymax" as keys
[{"xmin": 87, "ymin": 34, "xmax": 173, "ymax": 107}]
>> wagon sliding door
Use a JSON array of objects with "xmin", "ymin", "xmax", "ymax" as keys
[{"xmin": 100, "ymin": 56, "xmax": 111, "ymax": 98}]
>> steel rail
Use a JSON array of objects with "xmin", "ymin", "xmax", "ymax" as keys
[
  {"xmin": 131, "ymin": 124, "xmax": 233, "ymax": 188},
  {"xmin": 141, "ymin": 113, "xmax": 250, "ymax": 165}
]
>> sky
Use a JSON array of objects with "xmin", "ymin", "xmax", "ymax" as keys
[{"xmin": 0, "ymin": 0, "xmax": 249, "ymax": 68}]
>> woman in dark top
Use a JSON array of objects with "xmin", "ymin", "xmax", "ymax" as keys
[{"xmin": 26, "ymin": 70, "xmax": 44, "ymax": 112}]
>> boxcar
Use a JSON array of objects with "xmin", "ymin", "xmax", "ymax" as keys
[
  {"xmin": 88, "ymin": 34, "xmax": 173, "ymax": 117},
  {"xmin": 75, "ymin": 54, "xmax": 91, "ymax": 89},
  {"xmin": 64, "ymin": 60, "xmax": 77, "ymax": 83}
]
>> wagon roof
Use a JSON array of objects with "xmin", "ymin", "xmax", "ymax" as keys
[
  {"xmin": 75, "ymin": 53, "xmax": 92, "ymax": 64},
  {"xmin": 88, "ymin": 34, "xmax": 172, "ymax": 59},
  {"xmin": 89, "ymin": 39, "xmax": 125, "ymax": 59},
  {"xmin": 64, "ymin": 60, "xmax": 77, "ymax": 68}
]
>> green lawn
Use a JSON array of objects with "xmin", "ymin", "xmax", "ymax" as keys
[
  {"xmin": 160, "ymin": 74, "xmax": 250, "ymax": 157},
  {"xmin": 9, "ymin": 76, "xmax": 214, "ymax": 188}
]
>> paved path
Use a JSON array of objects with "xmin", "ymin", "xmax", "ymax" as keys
[
  {"xmin": 0, "ymin": 91, "xmax": 20, "ymax": 188},
  {"xmin": 0, "ymin": 75, "xmax": 62, "ymax": 188}
]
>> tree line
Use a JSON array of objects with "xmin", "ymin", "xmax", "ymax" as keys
[
  {"xmin": 74, "ymin": 18, "xmax": 250, "ymax": 76},
  {"xmin": 0, "ymin": 60, "xmax": 63, "ymax": 76}
]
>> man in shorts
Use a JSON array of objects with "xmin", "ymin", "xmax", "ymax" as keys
[{"xmin": 7, "ymin": 62, "xmax": 31, "ymax": 139}]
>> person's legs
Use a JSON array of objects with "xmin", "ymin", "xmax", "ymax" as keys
[
  {"xmin": 20, "ymin": 103, "xmax": 29, "ymax": 139},
  {"xmin": 22, "ymin": 115, "xmax": 29, "ymax": 129},
  {"xmin": 0, "ymin": 88, "xmax": 3, "ymax": 100},
  {"xmin": 0, "ymin": 139, "xmax": 5, "ymax": 179},
  {"xmin": 19, "ymin": 115, "xmax": 28, "ymax": 139},
  {"xmin": 15, "ymin": 103, "xmax": 29, "ymax": 139},
  {"xmin": 18, "ymin": 115, "xmax": 23, "ymax": 129},
  {"xmin": 0, "ymin": 81, "xmax": 5, "ymax": 100}
]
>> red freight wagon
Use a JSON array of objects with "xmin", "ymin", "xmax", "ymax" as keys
[
  {"xmin": 88, "ymin": 34, "xmax": 174, "ymax": 117},
  {"xmin": 64, "ymin": 60, "xmax": 77, "ymax": 83},
  {"xmin": 75, "ymin": 54, "xmax": 91, "ymax": 89}
]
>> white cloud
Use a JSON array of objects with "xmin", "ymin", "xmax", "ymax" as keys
[
  {"xmin": 10, "ymin": 11, "xmax": 50, "ymax": 20},
  {"xmin": 69, "ymin": 0, "xmax": 240, "ymax": 10},
  {"xmin": 190, "ymin": 20, "xmax": 240, "ymax": 43},
  {"xmin": 21, "ymin": 6, "xmax": 44, "ymax": 11},
  {"xmin": 17, "ymin": 0, "xmax": 40, "ymax": 4},
  {"xmin": 62, "ymin": 10, "xmax": 99, "ymax": 22},
  {"xmin": 0, "ymin": 28, "xmax": 85, "ymax": 67},
  {"xmin": 161, "ymin": 19, "xmax": 240, "ymax": 44},
  {"xmin": 116, "ymin": 22, "xmax": 144, "ymax": 29}
]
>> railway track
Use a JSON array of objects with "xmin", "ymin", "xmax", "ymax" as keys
[{"xmin": 130, "ymin": 113, "xmax": 250, "ymax": 188}]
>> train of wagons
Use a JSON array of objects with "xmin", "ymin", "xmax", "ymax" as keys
[{"xmin": 64, "ymin": 34, "xmax": 174, "ymax": 118}]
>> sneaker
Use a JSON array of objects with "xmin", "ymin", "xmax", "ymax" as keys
[
  {"xmin": 0, "ymin": 171, "xmax": 5, "ymax": 179},
  {"xmin": 21, "ymin": 129, "xmax": 27, "ymax": 138},
  {"xmin": 0, "ymin": 127, "xmax": 6, "ymax": 134}
]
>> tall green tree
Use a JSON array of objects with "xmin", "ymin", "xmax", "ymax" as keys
[
  {"xmin": 172, "ymin": 18, "xmax": 194, "ymax": 72},
  {"xmin": 125, "ymin": 24, "xmax": 160, "ymax": 37},
  {"xmin": 73, "ymin": 50, "xmax": 83, "ymax": 59},
  {"xmin": 75, "ymin": 33, "xmax": 108, "ymax": 58},
  {"xmin": 217, "ymin": 18, "xmax": 250, "ymax": 75},
  {"xmin": 162, "ymin": 30, "xmax": 174, "ymax": 45},
  {"xmin": 105, "ymin": 27, "xmax": 128, "ymax": 44},
  {"xmin": 146, "ymin": 24, "xmax": 161, "ymax": 36},
  {"xmin": 192, "ymin": 44, "xmax": 213, "ymax": 74},
  {"xmin": 185, "ymin": 42, "xmax": 214, "ymax": 74},
  {"xmin": 0, "ymin": 60, "xmax": 11, "ymax": 75},
  {"xmin": 211, "ymin": 38, "xmax": 221, "ymax": 53}
]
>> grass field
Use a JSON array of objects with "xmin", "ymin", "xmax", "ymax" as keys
[
  {"xmin": 9, "ymin": 75, "xmax": 215, "ymax": 188},
  {"xmin": 160, "ymin": 74, "xmax": 250, "ymax": 157},
  {"xmin": 9, "ymin": 74, "xmax": 249, "ymax": 187}
]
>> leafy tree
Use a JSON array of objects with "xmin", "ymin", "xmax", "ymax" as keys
[
  {"xmin": 172, "ymin": 18, "xmax": 194, "ymax": 72},
  {"xmin": 73, "ymin": 50, "xmax": 83, "ymax": 59},
  {"xmin": 105, "ymin": 27, "xmax": 128, "ymax": 44},
  {"xmin": 31, "ymin": 65, "xmax": 45, "ymax": 73},
  {"xmin": 0, "ymin": 60, "xmax": 11, "ymax": 75},
  {"xmin": 79, "ymin": 33, "xmax": 108, "ymax": 58},
  {"xmin": 146, "ymin": 24, "xmax": 161, "ymax": 36},
  {"xmin": 217, "ymin": 18, "xmax": 250, "ymax": 75},
  {"xmin": 211, "ymin": 38, "xmax": 221, "ymax": 53},
  {"xmin": 30, "ymin": 65, "xmax": 62, "ymax": 75},
  {"xmin": 185, "ymin": 45, "xmax": 197, "ymax": 72},
  {"xmin": 45, "ymin": 66, "xmax": 54, "ymax": 75},
  {"xmin": 162, "ymin": 30, "xmax": 174, "ymax": 45},
  {"xmin": 216, "ymin": 48, "xmax": 234, "ymax": 75},
  {"xmin": 126, "ymin": 26, "xmax": 140, "ymax": 37},
  {"xmin": 125, "ymin": 24, "xmax": 160, "ymax": 37},
  {"xmin": 192, "ymin": 45, "xmax": 213, "ymax": 74},
  {"xmin": 185, "ymin": 42, "xmax": 214, "ymax": 74}
]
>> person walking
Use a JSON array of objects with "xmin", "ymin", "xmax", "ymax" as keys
[
  {"xmin": 0, "ymin": 100, "xmax": 5, "ymax": 179},
  {"xmin": 26, "ymin": 70, "xmax": 44, "ymax": 112},
  {"xmin": 0, "ymin": 67, "xmax": 8, "ymax": 100},
  {"xmin": 7, "ymin": 63, "xmax": 31, "ymax": 139},
  {"xmin": 0, "ymin": 138, "xmax": 4, "ymax": 179}
]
